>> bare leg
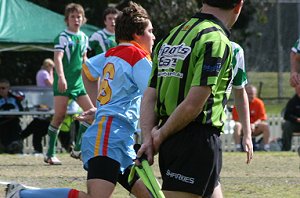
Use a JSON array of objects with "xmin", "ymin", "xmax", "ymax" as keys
[
  {"xmin": 211, "ymin": 183, "xmax": 223, "ymax": 198},
  {"xmin": 131, "ymin": 179, "xmax": 152, "ymax": 198},
  {"xmin": 233, "ymin": 122, "xmax": 242, "ymax": 145},
  {"xmin": 78, "ymin": 179, "xmax": 115, "ymax": 198}
]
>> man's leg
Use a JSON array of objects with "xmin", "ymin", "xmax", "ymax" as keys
[
  {"xmin": 71, "ymin": 94, "xmax": 94, "ymax": 159},
  {"xmin": 282, "ymin": 121, "xmax": 297, "ymax": 151},
  {"xmin": 45, "ymin": 96, "xmax": 68, "ymax": 165},
  {"xmin": 233, "ymin": 122, "xmax": 243, "ymax": 151},
  {"xmin": 211, "ymin": 183, "xmax": 223, "ymax": 198},
  {"xmin": 253, "ymin": 122, "xmax": 270, "ymax": 151}
]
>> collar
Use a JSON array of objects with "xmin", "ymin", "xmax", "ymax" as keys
[
  {"xmin": 192, "ymin": 12, "xmax": 230, "ymax": 38},
  {"xmin": 118, "ymin": 40, "xmax": 151, "ymax": 60}
]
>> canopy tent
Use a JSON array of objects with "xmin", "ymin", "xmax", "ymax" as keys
[{"xmin": 0, "ymin": 0, "xmax": 99, "ymax": 52}]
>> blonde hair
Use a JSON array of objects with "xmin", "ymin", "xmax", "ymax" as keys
[{"xmin": 42, "ymin": 58, "xmax": 54, "ymax": 69}]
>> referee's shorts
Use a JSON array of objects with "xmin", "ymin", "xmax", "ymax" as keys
[{"xmin": 159, "ymin": 121, "xmax": 222, "ymax": 197}]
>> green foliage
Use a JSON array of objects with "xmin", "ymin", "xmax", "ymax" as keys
[{"xmin": 134, "ymin": 0, "xmax": 200, "ymax": 41}]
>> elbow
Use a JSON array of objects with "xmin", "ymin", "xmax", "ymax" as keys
[{"xmin": 185, "ymin": 104, "xmax": 203, "ymax": 120}]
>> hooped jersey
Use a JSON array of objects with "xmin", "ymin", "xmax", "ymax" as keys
[
  {"xmin": 83, "ymin": 42, "xmax": 152, "ymax": 130},
  {"xmin": 291, "ymin": 38, "xmax": 300, "ymax": 54},
  {"xmin": 149, "ymin": 13, "xmax": 233, "ymax": 129},
  {"xmin": 53, "ymin": 29, "xmax": 88, "ymax": 89},
  {"xmin": 89, "ymin": 29, "xmax": 117, "ymax": 55},
  {"xmin": 230, "ymin": 41, "xmax": 248, "ymax": 89}
]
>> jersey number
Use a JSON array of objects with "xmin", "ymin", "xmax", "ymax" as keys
[{"xmin": 98, "ymin": 63, "xmax": 115, "ymax": 105}]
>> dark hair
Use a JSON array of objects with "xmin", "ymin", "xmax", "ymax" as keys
[
  {"xmin": 103, "ymin": 7, "xmax": 120, "ymax": 21},
  {"xmin": 0, "ymin": 78, "xmax": 10, "ymax": 85},
  {"xmin": 115, "ymin": 1, "xmax": 150, "ymax": 42},
  {"xmin": 203, "ymin": 0, "xmax": 242, "ymax": 9}
]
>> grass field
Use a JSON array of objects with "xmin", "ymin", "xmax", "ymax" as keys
[{"xmin": 0, "ymin": 152, "xmax": 299, "ymax": 198}]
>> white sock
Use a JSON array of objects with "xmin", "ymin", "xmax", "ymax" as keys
[{"xmin": 264, "ymin": 144, "xmax": 270, "ymax": 150}]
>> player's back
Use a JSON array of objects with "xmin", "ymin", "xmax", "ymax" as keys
[{"xmin": 95, "ymin": 43, "xmax": 151, "ymax": 126}]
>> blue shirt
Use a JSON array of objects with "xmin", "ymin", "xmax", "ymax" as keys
[{"xmin": 83, "ymin": 42, "xmax": 152, "ymax": 130}]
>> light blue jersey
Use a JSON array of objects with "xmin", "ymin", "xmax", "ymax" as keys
[{"xmin": 82, "ymin": 42, "xmax": 152, "ymax": 171}]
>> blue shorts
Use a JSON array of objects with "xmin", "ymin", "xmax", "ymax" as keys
[{"xmin": 81, "ymin": 116, "xmax": 136, "ymax": 172}]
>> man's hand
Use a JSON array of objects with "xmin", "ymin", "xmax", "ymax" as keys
[
  {"xmin": 74, "ymin": 107, "xmax": 96, "ymax": 123},
  {"xmin": 151, "ymin": 126, "xmax": 165, "ymax": 155},
  {"xmin": 242, "ymin": 135, "xmax": 254, "ymax": 164},
  {"xmin": 136, "ymin": 140, "xmax": 154, "ymax": 165}
]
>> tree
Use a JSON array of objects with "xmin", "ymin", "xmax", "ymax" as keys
[{"xmin": 1, "ymin": 0, "xmax": 270, "ymax": 85}]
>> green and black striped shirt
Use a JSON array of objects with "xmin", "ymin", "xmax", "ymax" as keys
[{"xmin": 149, "ymin": 13, "xmax": 233, "ymax": 129}]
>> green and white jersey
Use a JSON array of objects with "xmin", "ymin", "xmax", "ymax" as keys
[
  {"xmin": 149, "ymin": 13, "xmax": 233, "ymax": 129},
  {"xmin": 54, "ymin": 29, "xmax": 88, "ymax": 89},
  {"xmin": 291, "ymin": 38, "xmax": 300, "ymax": 54},
  {"xmin": 230, "ymin": 41, "xmax": 247, "ymax": 89},
  {"xmin": 89, "ymin": 28, "xmax": 117, "ymax": 55}
]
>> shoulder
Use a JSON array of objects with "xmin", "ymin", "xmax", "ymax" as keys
[
  {"xmin": 231, "ymin": 42, "xmax": 243, "ymax": 52},
  {"xmin": 105, "ymin": 45, "xmax": 148, "ymax": 66},
  {"xmin": 254, "ymin": 97, "xmax": 265, "ymax": 105}
]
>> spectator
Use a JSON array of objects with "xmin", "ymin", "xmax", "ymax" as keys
[
  {"xmin": 88, "ymin": 7, "xmax": 120, "ymax": 57},
  {"xmin": 232, "ymin": 85, "xmax": 271, "ymax": 151},
  {"xmin": 289, "ymin": 38, "xmax": 300, "ymax": 87},
  {"xmin": 36, "ymin": 58, "xmax": 54, "ymax": 87},
  {"xmin": 44, "ymin": 3, "xmax": 94, "ymax": 165},
  {"xmin": 21, "ymin": 58, "xmax": 79, "ymax": 155},
  {"xmin": 281, "ymin": 85, "xmax": 300, "ymax": 151},
  {"xmin": 137, "ymin": 0, "xmax": 253, "ymax": 197},
  {"xmin": 0, "ymin": 78, "xmax": 23, "ymax": 154},
  {"xmin": 21, "ymin": 58, "xmax": 54, "ymax": 154}
]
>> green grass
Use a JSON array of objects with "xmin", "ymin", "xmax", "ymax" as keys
[
  {"xmin": 231, "ymin": 72, "xmax": 294, "ymax": 115},
  {"xmin": 0, "ymin": 152, "xmax": 299, "ymax": 198}
]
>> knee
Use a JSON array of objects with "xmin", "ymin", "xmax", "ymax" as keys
[
  {"xmin": 52, "ymin": 114, "xmax": 66, "ymax": 125},
  {"xmin": 234, "ymin": 122, "xmax": 242, "ymax": 134}
]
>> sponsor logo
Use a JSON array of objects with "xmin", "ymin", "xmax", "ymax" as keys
[
  {"xmin": 157, "ymin": 43, "xmax": 191, "ymax": 78},
  {"xmin": 158, "ymin": 43, "xmax": 191, "ymax": 70},
  {"xmin": 158, "ymin": 71, "xmax": 183, "ymax": 78},
  {"xmin": 166, "ymin": 169, "xmax": 195, "ymax": 184},
  {"xmin": 203, "ymin": 63, "xmax": 221, "ymax": 72}
]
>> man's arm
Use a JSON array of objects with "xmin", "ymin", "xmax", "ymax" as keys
[
  {"xmin": 151, "ymin": 86, "xmax": 211, "ymax": 154},
  {"xmin": 81, "ymin": 69, "xmax": 99, "ymax": 107},
  {"xmin": 54, "ymin": 51, "xmax": 67, "ymax": 93},
  {"xmin": 138, "ymin": 87, "xmax": 158, "ymax": 165},
  {"xmin": 233, "ymin": 88, "xmax": 253, "ymax": 164},
  {"xmin": 290, "ymin": 51, "xmax": 300, "ymax": 87}
]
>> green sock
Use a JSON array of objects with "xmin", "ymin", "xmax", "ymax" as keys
[
  {"xmin": 74, "ymin": 122, "xmax": 90, "ymax": 151},
  {"xmin": 47, "ymin": 125, "xmax": 59, "ymax": 157}
]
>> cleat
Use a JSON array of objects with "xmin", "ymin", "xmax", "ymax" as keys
[
  {"xmin": 70, "ymin": 150, "xmax": 81, "ymax": 160},
  {"xmin": 44, "ymin": 156, "xmax": 62, "ymax": 165},
  {"xmin": 5, "ymin": 183, "xmax": 26, "ymax": 198}
]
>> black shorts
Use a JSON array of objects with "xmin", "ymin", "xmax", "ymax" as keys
[
  {"xmin": 87, "ymin": 156, "xmax": 139, "ymax": 193},
  {"xmin": 159, "ymin": 121, "xmax": 222, "ymax": 197}
]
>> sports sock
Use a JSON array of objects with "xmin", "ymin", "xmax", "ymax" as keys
[
  {"xmin": 20, "ymin": 188, "xmax": 76, "ymax": 198},
  {"xmin": 46, "ymin": 125, "xmax": 59, "ymax": 157},
  {"xmin": 264, "ymin": 144, "xmax": 270, "ymax": 151},
  {"xmin": 73, "ymin": 121, "xmax": 90, "ymax": 151}
]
